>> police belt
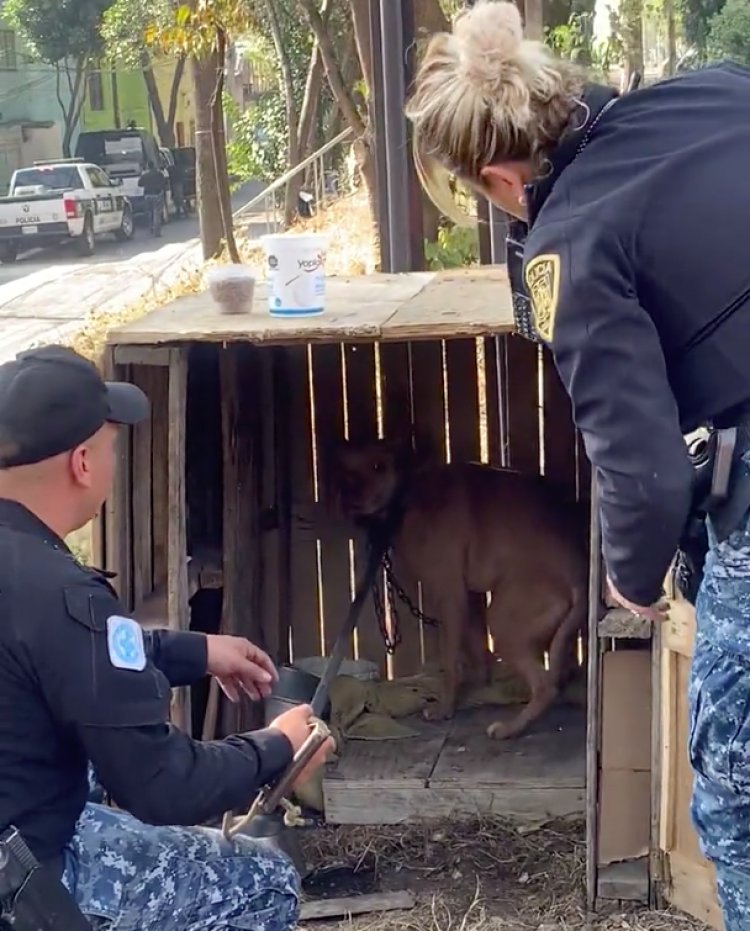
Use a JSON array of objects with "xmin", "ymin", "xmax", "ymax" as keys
[{"xmin": 675, "ymin": 407, "xmax": 750, "ymax": 604}]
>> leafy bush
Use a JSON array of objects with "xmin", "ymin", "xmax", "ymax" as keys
[
  {"xmin": 707, "ymin": 0, "xmax": 750, "ymax": 64},
  {"xmin": 225, "ymin": 92, "xmax": 288, "ymax": 186},
  {"xmin": 425, "ymin": 223, "xmax": 479, "ymax": 270}
]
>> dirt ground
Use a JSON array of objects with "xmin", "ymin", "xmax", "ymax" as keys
[{"xmin": 298, "ymin": 818, "xmax": 710, "ymax": 931}]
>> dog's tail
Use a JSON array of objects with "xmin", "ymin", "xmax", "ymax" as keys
[{"xmin": 548, "ymin": 584, "xmax": 588, "ymax": 687}]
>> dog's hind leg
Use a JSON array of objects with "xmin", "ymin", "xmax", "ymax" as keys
[{"xmin": 485, "ymin": 588, "xmax": 567, "ymax": 741}]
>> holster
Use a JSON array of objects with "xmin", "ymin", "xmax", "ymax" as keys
[
  {"xmin": 674, "ymin": 424, "xmax": 750, "ymax": 604},
  {"xmin": 0, "ymin": 827, "xmax": 91, "ymax": 930}
]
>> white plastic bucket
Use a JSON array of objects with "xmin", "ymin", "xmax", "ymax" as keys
[{"xmin": 262, "ymin": 233, "xmax": 326, "ymax": 317}]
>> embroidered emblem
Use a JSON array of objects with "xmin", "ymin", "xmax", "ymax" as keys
[
  {"xmin": 524, "ymin": 253, "xmax": 561, "ymax": 342},
  {"xmin": 106, "ymin": 616, "xmax": 146, "ymax": 672}
]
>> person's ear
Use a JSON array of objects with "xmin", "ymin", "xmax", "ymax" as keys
[{"xmin": 68, "ymin": 444, "xmax": 93, "ymax": 489}]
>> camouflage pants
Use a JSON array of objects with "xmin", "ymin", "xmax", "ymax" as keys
[
  {"xmin": 61, "ymin": 803, "xmax": 301, "ymax": 931},
  {"xmin": 690, "ymin": 488, "xmax": 750, "ymax": 930}
]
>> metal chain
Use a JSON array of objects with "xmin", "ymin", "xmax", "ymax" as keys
[{"xmin": 371, "ymin": 550, "xmax": 441, "ymax": 655}]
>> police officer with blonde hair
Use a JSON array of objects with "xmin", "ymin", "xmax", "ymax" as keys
[{"xmin": 406, "ymin": 3, "xmax": 750, "ymax": 927}]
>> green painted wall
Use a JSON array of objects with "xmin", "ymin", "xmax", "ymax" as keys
[{"xmin": 79, "ymin": 64, "xmax": 153, "ymax": 135}]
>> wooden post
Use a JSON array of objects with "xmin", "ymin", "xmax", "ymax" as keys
[
  {"xmin": 585, "ymin": 472, "xmax": 602, "ymax": 912},
  {"xmin": 167, "ymin": 347, "xmax": 191, "ymax": 733},
  {"xmin": 103, "ymin": 345, "xmax": 133, "ymax": 608}
]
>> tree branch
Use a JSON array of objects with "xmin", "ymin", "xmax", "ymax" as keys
[{"xmin": 298, "ymin": 0, "xmax": 365, "ymax": 137}]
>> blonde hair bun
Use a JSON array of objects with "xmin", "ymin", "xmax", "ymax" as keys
[{"xmin": 455, "ymin": 1, "xmax": 524, "ymax": 84}]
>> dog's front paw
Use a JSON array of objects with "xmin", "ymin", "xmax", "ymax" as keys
[
  {"xmin": 487, "ymin": 720, "xmax": 513, "ymax": 741},
  {"xmin": 422, "ymin": 701, "xmax": 455, "ymax": 722}
]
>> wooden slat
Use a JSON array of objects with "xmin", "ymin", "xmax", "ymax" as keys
[
  {"xmin": 311, "ymin": 344, "xmax": 353, "ymax": 658},
  {"xmin": 542, "ymin": 349, "xmax": 577, "ymax": 490},
  {"xmin": 445, "ymin": 338, "xmax": 480, "ymax": 463},
  {"xmin": 107, "ymin": 269, "xmax": 516, "ymax": 347},
  {"xmin": 505, "ymin": 335, "xmax": 540, "ymax": 475},
  {"xmin": 103, "ymin": 349, "xmax": 133, "ymax": 607},
  {"xmin": 131, "ymin": 365, "xmax": 154, "ymax": 608},
  {"xmin": 287, "ymin": 346, "xmax": 323, "ymax": 661},
  {"xmin": 299, "ymin": 891, "xmax": 416, "ymax": 921},
  {"xmin": 167, "ymin": 347, "xmax": 190, "ymax": 733},
  {"xmin": 344, "ymin": 342, "xmax": 384, "ymax": 673},
  {"xmin": 483, "ymin": 336, "xmax": 507, "ymax": 467},
  {"xmin": 585, "ymin": 471, "xmax": 602, "ymax": 912},
  {"xmin": 150, "ymin": 366, "xmax": 170, "ymax": 592},
  {"xmin": 220, "ymin": 344, "xmax": 264, "ymax": 733},
  {"xmin": 260, "ymin": 349, "xmax": 292, "ymax": 666},
  {"xmin": 378, "ymin": 341, "xmax": 421, "ymax": 676}
]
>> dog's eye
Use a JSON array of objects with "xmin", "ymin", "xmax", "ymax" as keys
[{"xmin": 373, "ymin": 461, "xmax": 385, "ymax": 473}]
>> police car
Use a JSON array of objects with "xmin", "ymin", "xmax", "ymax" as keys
[{"xmin": 0, "ymin": 158, "xmax": 134, "ymax": 264}]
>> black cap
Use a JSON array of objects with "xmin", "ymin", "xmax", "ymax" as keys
[{"xmin": 0, "ymin": 345, "xmax": 149, "ymax": 468}]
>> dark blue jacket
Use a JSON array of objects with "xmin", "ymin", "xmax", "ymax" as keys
[{"xmin": 521, "ymin": 63, "xmax": 750, "ymax": 605}]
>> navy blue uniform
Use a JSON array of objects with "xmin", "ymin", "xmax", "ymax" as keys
[
  {"xmin": 516, "ymin": 64, "xmax": 750, "ymax": 928},
  {"xmin": 0, "ymin": 498, "xmax": 293, "ymax": 865}
]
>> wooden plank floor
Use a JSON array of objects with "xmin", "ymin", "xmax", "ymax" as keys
[{"xmin": 323, "ymin": 704, "xmax": 586, "ymax": 825}]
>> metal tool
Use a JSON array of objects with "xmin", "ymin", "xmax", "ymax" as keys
[{"xmin": 221, "ymin": 526, "xmax": 390, "ymax": 873}]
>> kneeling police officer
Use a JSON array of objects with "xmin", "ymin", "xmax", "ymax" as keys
[{"xmin": 0, "ymin": 345, "xmax": 330, "ymax": 930}]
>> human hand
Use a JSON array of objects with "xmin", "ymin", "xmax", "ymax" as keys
[
  {"xmin": 606, "ymin": 577, "xmax": 669, "ymax": 623},
  {"xmin": 206, "ymin": 635, "xmax": 278, "ymax": 702},
  {"xmin": 270, "ymin": 704, "xmax": 336, "ymax": 787}
]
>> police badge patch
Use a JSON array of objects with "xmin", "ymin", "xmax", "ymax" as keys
[{"xmin": 524, "ymin": 254, "xmax": 560, "ymax": 342}]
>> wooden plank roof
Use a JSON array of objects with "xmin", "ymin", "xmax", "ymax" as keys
[{"xmin": 107, "ymin": 266, "xmax": 514, "ymax": 346}]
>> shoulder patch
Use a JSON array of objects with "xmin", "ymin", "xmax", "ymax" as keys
[
  {"xmin": 106, "ymin": 615, "xmax": 146, "ymax": 672},
  {"xmin": 524, "ymin": 253, "xmax": 560, "ymax": 342}
]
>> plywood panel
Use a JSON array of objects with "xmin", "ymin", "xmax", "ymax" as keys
[{"xmin": 311, "ymin": 344, "xmax": 353, "ymax": 658}]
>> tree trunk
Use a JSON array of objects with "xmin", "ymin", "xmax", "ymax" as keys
[
  {"xmin": 57, "ymin": 59, "xmax": 88, "ymax": 158},
  {"xmin": 300, "ymin": 0, "xmax": 374, "ymax": 218},
  {"xmin": 212, "ymin": 29, "xmax": 240, "ymax": 263},
  {"xmin": 619, "ymin": 0, "xmax": 644, "ymax": 84},
  {"xmin": 142, "ymin": 52, "xmax": 179, "ymax": 147},
  {"xmin": 191, "ymin": 54, "xmax": 224, "ymax": 259},
  {"xmin": 265, "ymin": 0, "xmax": 301, "ymax": 226}
]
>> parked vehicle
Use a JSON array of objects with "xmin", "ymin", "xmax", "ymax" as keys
[
  {"xmin": 172, "ymin": 146, "xmax": 196, "ymax": 213},
  {"xmin": 0, "ymin": 158, "xmax": 134, "ymax": 264},
  {"xmin": 75, "ymin": 128, "xmax": 171, "ymax": 222}
]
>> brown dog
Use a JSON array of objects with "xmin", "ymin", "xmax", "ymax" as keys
[{"xmin": 335, "ymin": 440, "xmax": 588, "ymax": 740}]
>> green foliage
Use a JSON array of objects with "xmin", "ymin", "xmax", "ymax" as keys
[
  {"xmin": 678, "ymin": 0, "xmax": 728, "ymax": 55},
  {"xmin": 225, "ymin": 92, "xmax": 288, "ymax": 184},
  {"xmin": 424, "ymin": 223, "xmax": 479, "ymax": 270},
  {"xmin": 4, "ymin": 0, "xmax": 111, "ymax": 63},
  {"xmin": 102, "ymin": 0, "xmax": 175, "ymax": 66},
  {"xmin": 145, "ymin": 0, "xmax": 252, "ymax": 57},
  {"xmin": 546, "ymin": 11, "xmax": 622, "ymax": 76},
  {"xmin": 707, "ymin": 0, "xmax": 750, "ymax": 62}
]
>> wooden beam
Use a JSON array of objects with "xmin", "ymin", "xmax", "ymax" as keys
[
  {"xmin": 299, "ymin": 891, "xmax": 416, "ymax": 921},
  {"xmin": 114, "ymin": 345, "xmax": 172, "ymax": 367},
  {"xmin": 167, "ymin": 347, "xmax": 191, "ymax": 733}
]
